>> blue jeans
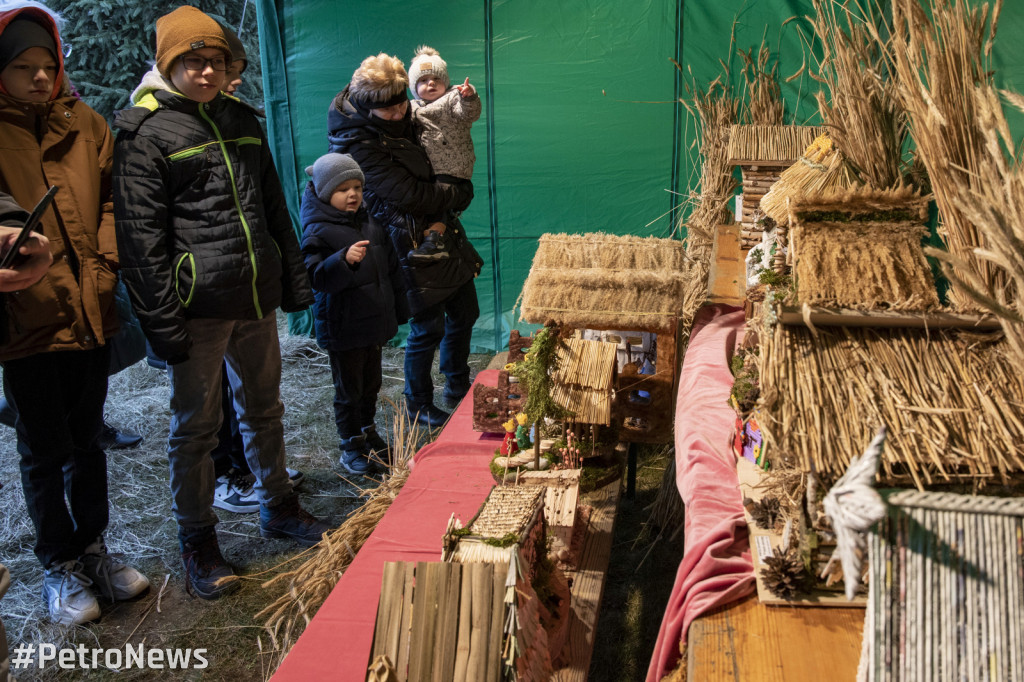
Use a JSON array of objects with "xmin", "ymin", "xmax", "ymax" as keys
[
  {"xmin": 404, "ymin": 279, "xmax": 479, "ymax": 408},
  {"xmin": 4, "ymin": 346, "xmax": 110, "ymax": 567},
  {"xmin": 166, "ymin": 314, "xmax": 291, "ymax": 529}
]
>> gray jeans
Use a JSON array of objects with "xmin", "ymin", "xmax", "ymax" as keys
[{"xmin": 166, "ymin": 314, "xmax": 291, "ymax": 528}]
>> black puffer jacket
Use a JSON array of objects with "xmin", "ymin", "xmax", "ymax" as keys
[
  {"xmin": 300, "ymin": 182, "xmax": 409, "ymax": 351},
  {"xmin": 112, "ymin": 88, "xmax": 312, "ymax": 362},
  {"xmin": 326, "ymin": 87, "xmax": 480, "ymax": 316}
]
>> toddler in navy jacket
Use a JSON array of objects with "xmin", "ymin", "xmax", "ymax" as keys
[{"xmin": 301, "ymin": 153, "xmax": 410, "ymax": 475}]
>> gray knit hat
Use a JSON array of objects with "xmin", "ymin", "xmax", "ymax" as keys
[{"xmin": 305, "ymin": 153, "xmax": 364, "ymax": 202}]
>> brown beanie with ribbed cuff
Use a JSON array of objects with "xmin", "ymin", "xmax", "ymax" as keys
[{"xmin": 155, "ymin": 6, "xmax": 231, "ymax": 78}]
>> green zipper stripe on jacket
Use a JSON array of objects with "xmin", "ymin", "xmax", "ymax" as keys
[
  {"xmin": 174, "ymin": 253, "xmax": 197, "ymax": 306},
  {"xmin": 198, "ymin": 104, "xmax": 263, "ymax": 319},
  {"xmin": 167, "ymin": 137, "xmax": 261, "ymax": 162}
]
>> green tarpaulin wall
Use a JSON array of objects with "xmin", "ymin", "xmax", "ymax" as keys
[{"xmin": 255, "ymin": 0, "xmax": 1024, "ymax": 351}]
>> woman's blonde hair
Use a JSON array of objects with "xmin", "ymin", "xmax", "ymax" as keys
[{"xmin": 350, "ymin": 53, "xmax": 408, "ymax": 103}]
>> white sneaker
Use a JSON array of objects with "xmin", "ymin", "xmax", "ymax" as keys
[
  {"xmin": 80, "ymin": 539, "xmax": 150, "ymax": 601},
  {"xmin": 213, "ymin": 470, "xmax": 259, "ymax": 513},
  {"xmin": 43, "ymin": 561, "xmax": 101, "ymax": 625}
]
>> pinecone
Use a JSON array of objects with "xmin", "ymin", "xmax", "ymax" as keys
[
  {"xmin": 750, "ymin": 495, "xmax": 782, "ymax": 530},
  {"xmin": 761, "ymin": 549, "xmax": 810, "ymax": 600}
]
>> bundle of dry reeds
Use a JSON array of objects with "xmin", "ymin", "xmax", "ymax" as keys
[
  {"xmin": 259, "ymin": 411, "xmax": 420, "ymax": 668},
  {"xmin": 885, "ymin": 0, "xmax": 1010, "ymax": 310},
  {"xmin": 758, "ymin": 323, "xmax": 1024, "ymax": 489},
  {"xmin": 759, "ymin": 133, "xmax": 859, "ymax": 225},
  {"xmin": 788, "ymin": 185, "xmax": 940, "ymax": 310},
  {"xmin": 676, "ymin": 78, "xmax": 740, "ymax": 346},
  {"xmin": 810, "ymin": 0, "xmax": 906, "ymax": 190},
  {"xmin": 739, "ymin": 42, "xmax": 784, "ymax": 126}
]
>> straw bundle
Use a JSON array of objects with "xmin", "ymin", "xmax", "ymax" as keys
[
  {"xmin": 759, "ymin": 133, "xmax": 859, "ymax": 226},
  {"xmin": 759, "ymin": 323, "xmax": 1024, "ymax": 489},
  {"xmin": 809, "ymin": 0, "xmax": 906, "ymax": 191},
  {"xmin": 788, "ymin": 185, "xmax": 940, "ymax": 310},
  {"xmin": 863, "ymin": 490, "xmax": 1024, "ymax": 682},
  {"xmin": 739, "ymin": 42, "xmax": 784, "ymax": 126},
  {"xmin": 260, "ymin": 413, "xmax": 421, "ymax": 666},
  {"xmin": 886, "ymin": 0, "xmax": 1010, "ymax": 310},
  {"xmin": 519, "ymin": 233, "xmax": 686, "ymax": 334},
  {"xmin": 675, "ymin": 78, "xmax": 740, "ymax": 347}
]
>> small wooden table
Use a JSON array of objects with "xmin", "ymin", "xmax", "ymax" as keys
[{"xmin": 687, "ymin": 594, "xmax": 863, "ymax": 681}]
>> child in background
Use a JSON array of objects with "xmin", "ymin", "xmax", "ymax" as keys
[
  {"xmin": 407, "ymin": 45, "xmax": 481, "ymax": 262},
  {"xmin": 301, "ymin": 153, "xmax": 409, "ymax": 475},
  {"xmin": 0, "ymin": 3, "xmax": 149, "ymax": 624},
  {"xmin": 113, "ymin": 5, "xmax": 329, "ymax": 600}
]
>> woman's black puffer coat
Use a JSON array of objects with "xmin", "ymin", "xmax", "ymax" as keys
[
  {"xmin": 113, "ymin": 90, "xmax": 312, "ymax": 362},
  {"xmin": 326, "ymin": 87, "xmax": 480, "ymax": 316},
  {"xmin": 300, "ymin": 182, "xmax": 409, "ymax": 351}
]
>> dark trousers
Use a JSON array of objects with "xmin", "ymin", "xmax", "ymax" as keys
[
  {"xmin": 3, "ymin": 346, "xmax": 111, "ymax": 567},
  {"xmin": 328, "ymin": 345, "xmax": 383, "ymax": 440},
  {"xmin": 404, "ymin": 278, "xmax": 479, "ymax": 408}
]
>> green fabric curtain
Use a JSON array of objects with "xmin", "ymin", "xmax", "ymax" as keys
[{"xmin": 255, "ymin": 0, "xmax": 1024, "ymax": 350}]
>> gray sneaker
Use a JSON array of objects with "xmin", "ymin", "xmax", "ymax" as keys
[
  {"xmin": 43, "ymin": 561, "xmax": 101, "ymax": 625},
  {"xmin": 213, "ymin": 470, "xmax": 259, "ymax": 513},
  {"xmin": 79, "ymin": 538, "xmax": 150, "ymax": 601}
]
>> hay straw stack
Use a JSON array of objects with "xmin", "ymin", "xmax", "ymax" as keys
[
  {"xmin": 260, "ymin": 413, "xmax": 422, "ymax": 669},
  {"xmin": 759, "ymin": 134, "xmax": 859, "ymax": 226},
  {"xmin": 810, "ymin": 0, "xmax": 906, "ymax": 191},
  {"xmin": 519, "ymin": 233, "xmax": 686, "ymax": 333},
  {"xmin": 788, "ymin": 185, "xmax": 940, "ymax": 310},
  {"xmin": 738, "ymin": 42, "xmax": 784, "ymax": 126},
  {"xmin": 759, "ymin": 323, "xmax": 1024, "ymax": 489},
  {"xmin": 886, "ymin": 0, "xmax": 1010, "ymax": 310}
]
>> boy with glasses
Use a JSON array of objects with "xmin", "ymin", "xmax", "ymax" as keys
[{"xmin": 112, "ymin": 6, "xmax": 329, "ymax": 600}]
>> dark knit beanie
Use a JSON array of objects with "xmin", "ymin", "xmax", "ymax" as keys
[
  {"xmin": 0, "ymin": 16, "xmax": 57, "ymax": 72},
  {"xmin": 305, "ymin": 153, "xmax": 364, "ymax": 202},
  {"xmin": 155, "ymin": 6, "xmax": 231, "ymax": 78},
  {"xmin": 217, "ymin": 20, "xmax": 247, "ymax": 73}
]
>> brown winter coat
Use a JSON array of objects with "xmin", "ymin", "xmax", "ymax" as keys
[{"xmin": 0, "ymin": 7, "xmax": 118, "ymax": 361}]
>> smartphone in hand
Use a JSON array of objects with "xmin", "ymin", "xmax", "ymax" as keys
[{"xmin": 0, "ymin": 185, "xmax": 58, "ymax": 270}]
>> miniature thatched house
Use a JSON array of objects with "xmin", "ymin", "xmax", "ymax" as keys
[
  {"xmin": 519, "ymin": 233, "xmax": 686, "ymax": 443},
  {"xmin": 787, "ymin": 185, "xmax": 939, "ymax": 311},
  {"xmin": 726, "ymin": 124, "xmax": 825, "ymax": 248},
  {"xmin": 550, "ymin": 336, "xmax": 618, "ymax": 426}
]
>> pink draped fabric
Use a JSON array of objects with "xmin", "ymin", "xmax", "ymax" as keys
[{"xmin": 646, "ymin": 304, "xmax": 755, "ymax": 682}]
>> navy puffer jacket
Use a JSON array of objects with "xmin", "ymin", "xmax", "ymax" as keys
[{"xmin": 300, "ymin": 183, "xmax": 409, "ymax": 351}]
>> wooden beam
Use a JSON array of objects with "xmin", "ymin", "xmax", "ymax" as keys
[{"xmin": 777, "ymin": 305, "xmax": 1002, "ymax": 330}]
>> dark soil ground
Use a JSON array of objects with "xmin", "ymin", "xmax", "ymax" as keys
[{"xmin": 0, "ymin": 323, "xmax": 684, "ymax": 681}]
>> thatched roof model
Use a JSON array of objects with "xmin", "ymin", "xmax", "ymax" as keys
[
  {"xmin": 448, "ymin": 486, "xmax": 545, "ymax": 566},
  {"xmin": 788, "ymin": 185, "xmax": 939, "ymax": 310},
  {"xmin": 727, "ymin": 124, "xmax": 827, "ymax": 165},
  {"xmin": 550, "ymin": 337, "xmax": 617, "ymax": 425},
  {"xmin": 759, "ymin": 134, "xmax": 859, "ymax": 226},
  {"xmin": 520, "ymin": 233, "xmax": 686, "ymax": 333}
]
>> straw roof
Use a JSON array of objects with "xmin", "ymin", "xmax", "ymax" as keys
[
  {"xmin": 550, "ymin": 337, "xmax": 617, "ymax": 425},
  {"xmin": 759, "ymin": 133, "xmax": 859, "ymax": 225},
  {"xmin": 788, "ymin": 185, "xmax": 939, "ymax": 310},
  {"xmin": 759, "ymin": 324, "xmax": 1024, "ymax": 489},
  {"xmin": 519, "ymin": 233, "xmax": 686, "ymax": 333},
  {"xmin": 727, "ymin": 125, "xmax": 827, "ymax": 165},
  {"xmin": 467, "ymin": 486, "xmax": 545, "ymax": 541}
]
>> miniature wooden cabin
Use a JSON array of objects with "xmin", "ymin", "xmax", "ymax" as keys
[
  {"xmin": 726, "ymin": 124, "xmax": 825, "ymax": 249},
  {"xmin": 519, "ymin": 233, "xmax": 686, "ymax": 444}
]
